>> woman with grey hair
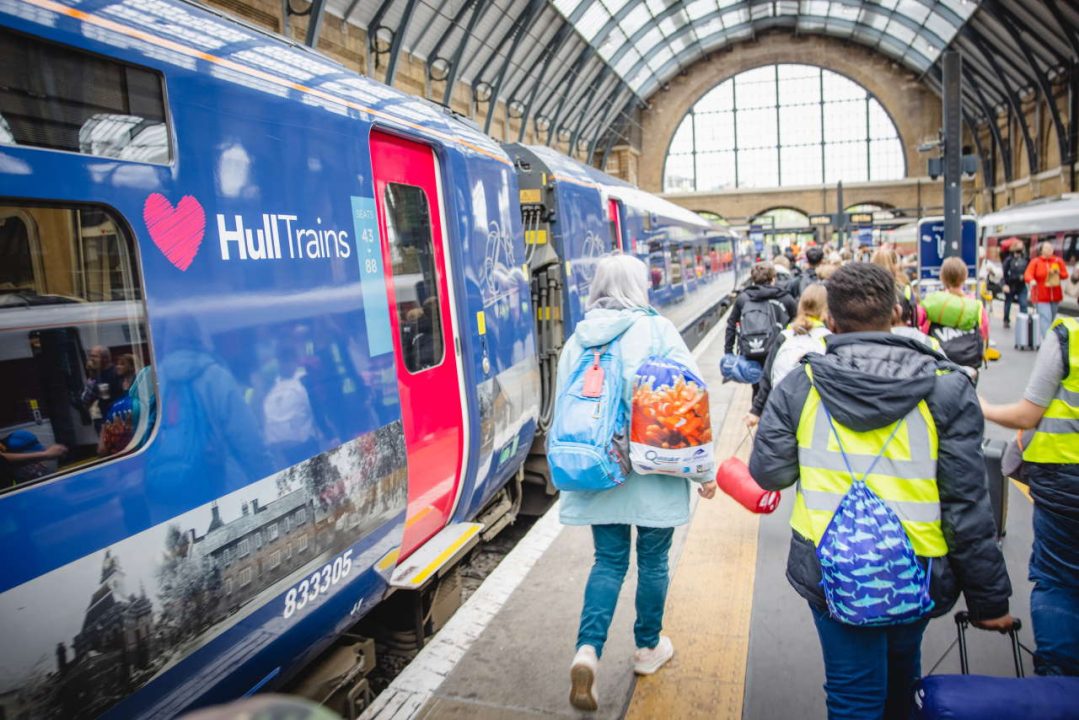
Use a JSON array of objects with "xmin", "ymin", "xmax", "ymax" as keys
[{"xmin": 557, "ymin": 253, "xmax": 717, "ymax": 712}]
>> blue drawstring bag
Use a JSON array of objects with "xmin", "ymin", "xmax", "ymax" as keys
[
  {"xmin": 720, "ymin": 354, "xmax": 762, "ymax": 385},
  {"xmin": 816, "ymin": 402, "xmax": 935, "ymax": 626}
]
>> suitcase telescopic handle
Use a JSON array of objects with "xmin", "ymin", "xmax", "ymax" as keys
[{"xmin": 954, "ymin": 611, "xmax": 1025, "ymax": 678}]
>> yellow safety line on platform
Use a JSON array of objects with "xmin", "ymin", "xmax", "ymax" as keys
[{"xmin": 626, "ymin": 384, "xmax": 760, "ymax": 720}]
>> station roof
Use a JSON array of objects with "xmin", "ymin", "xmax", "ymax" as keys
[{"xmin": 319, "ymin": 0, "xmax": 1077, "ymax": 160}]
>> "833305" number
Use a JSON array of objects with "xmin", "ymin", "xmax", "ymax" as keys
[{"xmin": 282, "ymin": 549, "xmax": 353, "ymax": 619}]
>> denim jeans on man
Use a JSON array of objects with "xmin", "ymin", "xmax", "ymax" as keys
[
  {"xmin": 1036, "ymin": 301, "xmax": 1060, "ymax": 337},
  {"xmin": 577, "ymin": 524, "xmax": 673, "ymax": 656},
  {"xmin": 1002, "ymin": 284, "xmax": 1028, "ymax": 325},
  {"xmin": 1030, "ymin": 505, "xmax": 1079, "ymax": 676},
  {"xmin": 810, "ymin": 605, "xmax": 930, "ymax": 720}
]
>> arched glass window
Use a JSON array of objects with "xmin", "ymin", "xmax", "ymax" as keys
[{"xmin": 664, "ymin": 65, "xmax": 905, "ymax": 192}]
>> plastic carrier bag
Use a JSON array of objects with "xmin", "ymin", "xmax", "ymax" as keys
[
  {"xmin": 816, "ymin": 401, "xmax": 934, "ymax": 626},
  {"xmin": 547, "ymin": 337, "xmax": 631, "ymax": 492},
  {"xmin": 630, "ymin": 356, "xmax": 714, "ymax": 478}
]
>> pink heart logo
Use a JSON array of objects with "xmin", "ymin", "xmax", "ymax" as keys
[{"xmin": 143, "ymin": 193, "xmax": 206, "ymax": 271}]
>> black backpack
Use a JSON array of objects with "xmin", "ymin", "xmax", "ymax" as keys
[
  {"xmin": 739, "ymin": 298, "xmax": 789, "ymax": 359},
  {"xmin": 1007, "ymin": 256, "xmax": 1028, "ymax": 284},
  {"xmin": 929, "ymin": 325, "xmax": 983, "ymax": 369}
]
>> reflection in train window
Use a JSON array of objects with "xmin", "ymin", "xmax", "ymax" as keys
[
  {"xmin": 0, "ymin": 27, "xmax": 170, "ymax": 163},
  {"xmin": 0, "ymin": 203, "xmax": 155, "ymax": 492},
  {"xmin": 383, "ymin": 183, "xmax": 445, "ymax": 373},
  {"xmin": 648, "ymin": 247, "xmax": 666, "ymax": 289},
  {"xmin": 669, "ymin": 251, "xmax": 683, "ymax": 285}
]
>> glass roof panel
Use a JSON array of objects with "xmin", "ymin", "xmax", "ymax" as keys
[
  {"xmin": 645, "ymin": 0, "xmax": 667, "ymax": 15},
  {"xmin": 579, "ymin": 3, "xmax": 612, "ymax": 36},
  {"xmin": 601, "ymin": 0, "xmax": 632, "ymax": 14},
  {"xmin": 598, "ymin": 27, "xmax": 628, "ymax": 58},
  {"xmin": 554, "ymin": 0, "xmax": 582, "ymax": 16},
  {"xmin": 896, "ymin": 0, "xmax": 931, "ymax": 25},
  {"xmin": 685, "ymin": 0, "xmax": 712, "ymax": 21},
  {"xmin": 547, "ymin": 0, "xmax": 981, "ymax": 96},
  {"xmin": 622, "ymin": 4, "xmax": 652, "ymax": 32},
  {"xmin": 924, "ymin": 12, "xmax": 956, "ymax": 41}
]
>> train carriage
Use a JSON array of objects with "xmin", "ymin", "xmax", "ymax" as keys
[{"xmin": 0, "ymin": 2, "xmax": 537, "ymax": 717}]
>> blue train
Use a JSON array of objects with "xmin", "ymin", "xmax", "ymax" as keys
[{"xmin": 0, "ymin": 2, "xmax": 730, "ymax": 717}]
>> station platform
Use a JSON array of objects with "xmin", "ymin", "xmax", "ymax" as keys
[{"xmin": 361, "ymin": 303, "xmax": 1040, "ymax": 720}]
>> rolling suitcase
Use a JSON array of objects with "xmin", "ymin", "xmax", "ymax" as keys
[
  {"xmin": 981, "ymin": 438, "xmax": 1008, "ymax": 538},
  {"xmin": 1014, "ymin": 311, "xmax": 1041, "ymax": 351},
  {"xmin": 913, "ymin": 612, "xmax": 1079, "ymax": 720}
]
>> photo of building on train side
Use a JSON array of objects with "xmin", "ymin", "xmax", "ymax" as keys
[{"xmin": 0, "ymin": 421, "xmax": 407, "ymax": 720}]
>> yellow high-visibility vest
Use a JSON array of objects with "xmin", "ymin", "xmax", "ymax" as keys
[
  {"xmin": 1024, "ymin": 317, "xmax": 1079, "ymax": 465},
  {"xmin": 791, "ymin": 368, "xmax": 948, "ymax": 557}
]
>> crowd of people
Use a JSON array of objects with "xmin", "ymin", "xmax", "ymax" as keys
[{"xmin": 553, "ymin": 239, "xmax": 1078, "ymax": 718}]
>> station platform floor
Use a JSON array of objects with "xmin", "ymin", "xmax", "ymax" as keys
[{"xmin": 361, "ymin": 301, "xmax": 1041, "ymax": 720}]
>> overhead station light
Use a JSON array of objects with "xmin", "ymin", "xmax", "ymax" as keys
[
  {"xmin": 429, "ymin": 57, "xmax": 450, "ymax": 81},
  {"xmin": 474, "ymin": 82, "xmax": 493, "ymax": 103}
]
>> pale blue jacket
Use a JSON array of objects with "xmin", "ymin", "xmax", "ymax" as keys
[{"xmin": 556, "ymin": 307, "xmax": 711, "ymax": 528}]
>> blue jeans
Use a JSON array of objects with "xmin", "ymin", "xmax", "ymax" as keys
[
  {"xmin": 577, "ymin": 524, "xmax": 674, "ymax": 657},
  {"xmin": 1002, "ymin": 284, "xmax": 1028, "ymax": 324},
  {"xmin": 810, "ymin": 604, "xmax": 930, "ymax": 720},
  {"xmin": 1030, "ymin": 506, "xmax": 1079, "ymax": 676},
  {"xmin": 1036, "ymin": 301, "xmax": 1059, "ymax": 336}
]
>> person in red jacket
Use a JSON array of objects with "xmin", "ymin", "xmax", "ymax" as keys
[{"xmin": 1025, "ymin": 242, "xmax": 1070, "ymax": 334}]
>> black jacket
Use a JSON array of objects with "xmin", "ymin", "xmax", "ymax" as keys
[
  {"xmin": 724, "ymin": 284, "xmax": 798, "ymax": 356},
  {"xmin": 795, "ymin": 268, "xmax": 822, "ymax": 299},
  {"xmin": 749, "ymin": 332, "xmax": 1012, "ymax": 621}
]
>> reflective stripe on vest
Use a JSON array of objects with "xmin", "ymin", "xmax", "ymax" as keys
[
  {"xmin": 791, "ymin": 377, "xmax": 947, "ymax": 557},
  {"xmin": 1024, "ymin": 317, "xmax": 1079, "ymax": 465}
]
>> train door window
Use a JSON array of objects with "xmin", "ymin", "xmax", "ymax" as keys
[
  {"xmin": 0, "ymin": 201, "xmax": 155, "ymax": 493},
  {"xmin": 0, "ymin": 27, "xmax": 171, "ymax": 164},
  {"xmin": 382, "ymin": 183, "xmax": 445, "ymax": 373}
]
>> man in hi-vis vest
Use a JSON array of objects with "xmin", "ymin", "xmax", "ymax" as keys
[
  {"xmin": 750, "ymin": 263, "xmax": 1013, "ymax": 720},
  {"xmin": 982, "ymin": 315, "xmax": 1079, "ymax": 677}
]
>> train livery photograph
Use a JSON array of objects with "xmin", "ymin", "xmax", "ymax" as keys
[{"xmin": 0, "ymin": 1, "xmax": 734, "ymax": 718}]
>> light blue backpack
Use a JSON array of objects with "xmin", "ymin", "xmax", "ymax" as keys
[{"xmin": 547, "ymin": 333, "xmax": 632, "ymax": 492}]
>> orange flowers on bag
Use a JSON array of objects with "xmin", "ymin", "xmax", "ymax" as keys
[{"xmin": 630, "ymin": 357, "xmax": 714, "ymax": 477}]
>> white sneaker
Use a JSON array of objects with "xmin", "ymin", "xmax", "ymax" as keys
[
  {"xmin": 569, "ymin": 645, "xmax": 599, "ymax": 712},
  {"xmin": 633, "ymin": 636, "xmax": 674, "ymax": 675}
]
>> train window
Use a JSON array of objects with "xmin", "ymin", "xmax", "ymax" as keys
[
  {"xmin": 0, "ymin": 28, "xmax": 170, "ymax": 163},
  {"xmin": 382, "ymin": 183, "xmax": 445, "ymax": 373},
  {"xmin": 0, "ymin": 202, "xmax": 155, "ymax": 492}
]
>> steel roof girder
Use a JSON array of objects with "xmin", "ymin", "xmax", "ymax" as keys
[
  {"xmin": 586, "ymin": 85, "xmax": 632, "ymax": 161},
  {"xmin": 982, "ymin": 0, "xmax": 1069, "ymax": 167},
  {"xmin": 440, "ymin": 0, "xmax": 489, "ymax": 106},
  {"xmin": 304, "ymin": 0, "xmax": 327, "ymax": 47},
  {"xmin": 966, "ymin": 25, "xmax": 1035, "ymax": 176},
  {"xmin": 512, "ymin": 25, "xmax": 573, "ymax": 142},
  {"xmin": 429, "ymin": 0, "xmax": 479, "ymax": 70},
  {"xmin": 1043, "ymin": 0, "xmax": 1079, "ymax": 60},
  {"xmin": 384, "ymin": 0, "xmax": 421, "ymax": 85},
  {"xmin": 481, "ymin": 0, "xmax": 546, "ymax": 133},
  {"xmin": 544, "ymin": 47, "xmax": 592, "ymax": 145},
  {"xmin": 962, "ymin": 64, "xmax": 1013, "ymax": 182}
]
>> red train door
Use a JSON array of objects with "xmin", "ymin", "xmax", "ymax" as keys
[
  {"xmin": 608, "ymin": 199, "xmax": 623, "ymax": 251},
  {"xmin": 370, "ymin": 131, "xmax": 465, "ymax": 560}
]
